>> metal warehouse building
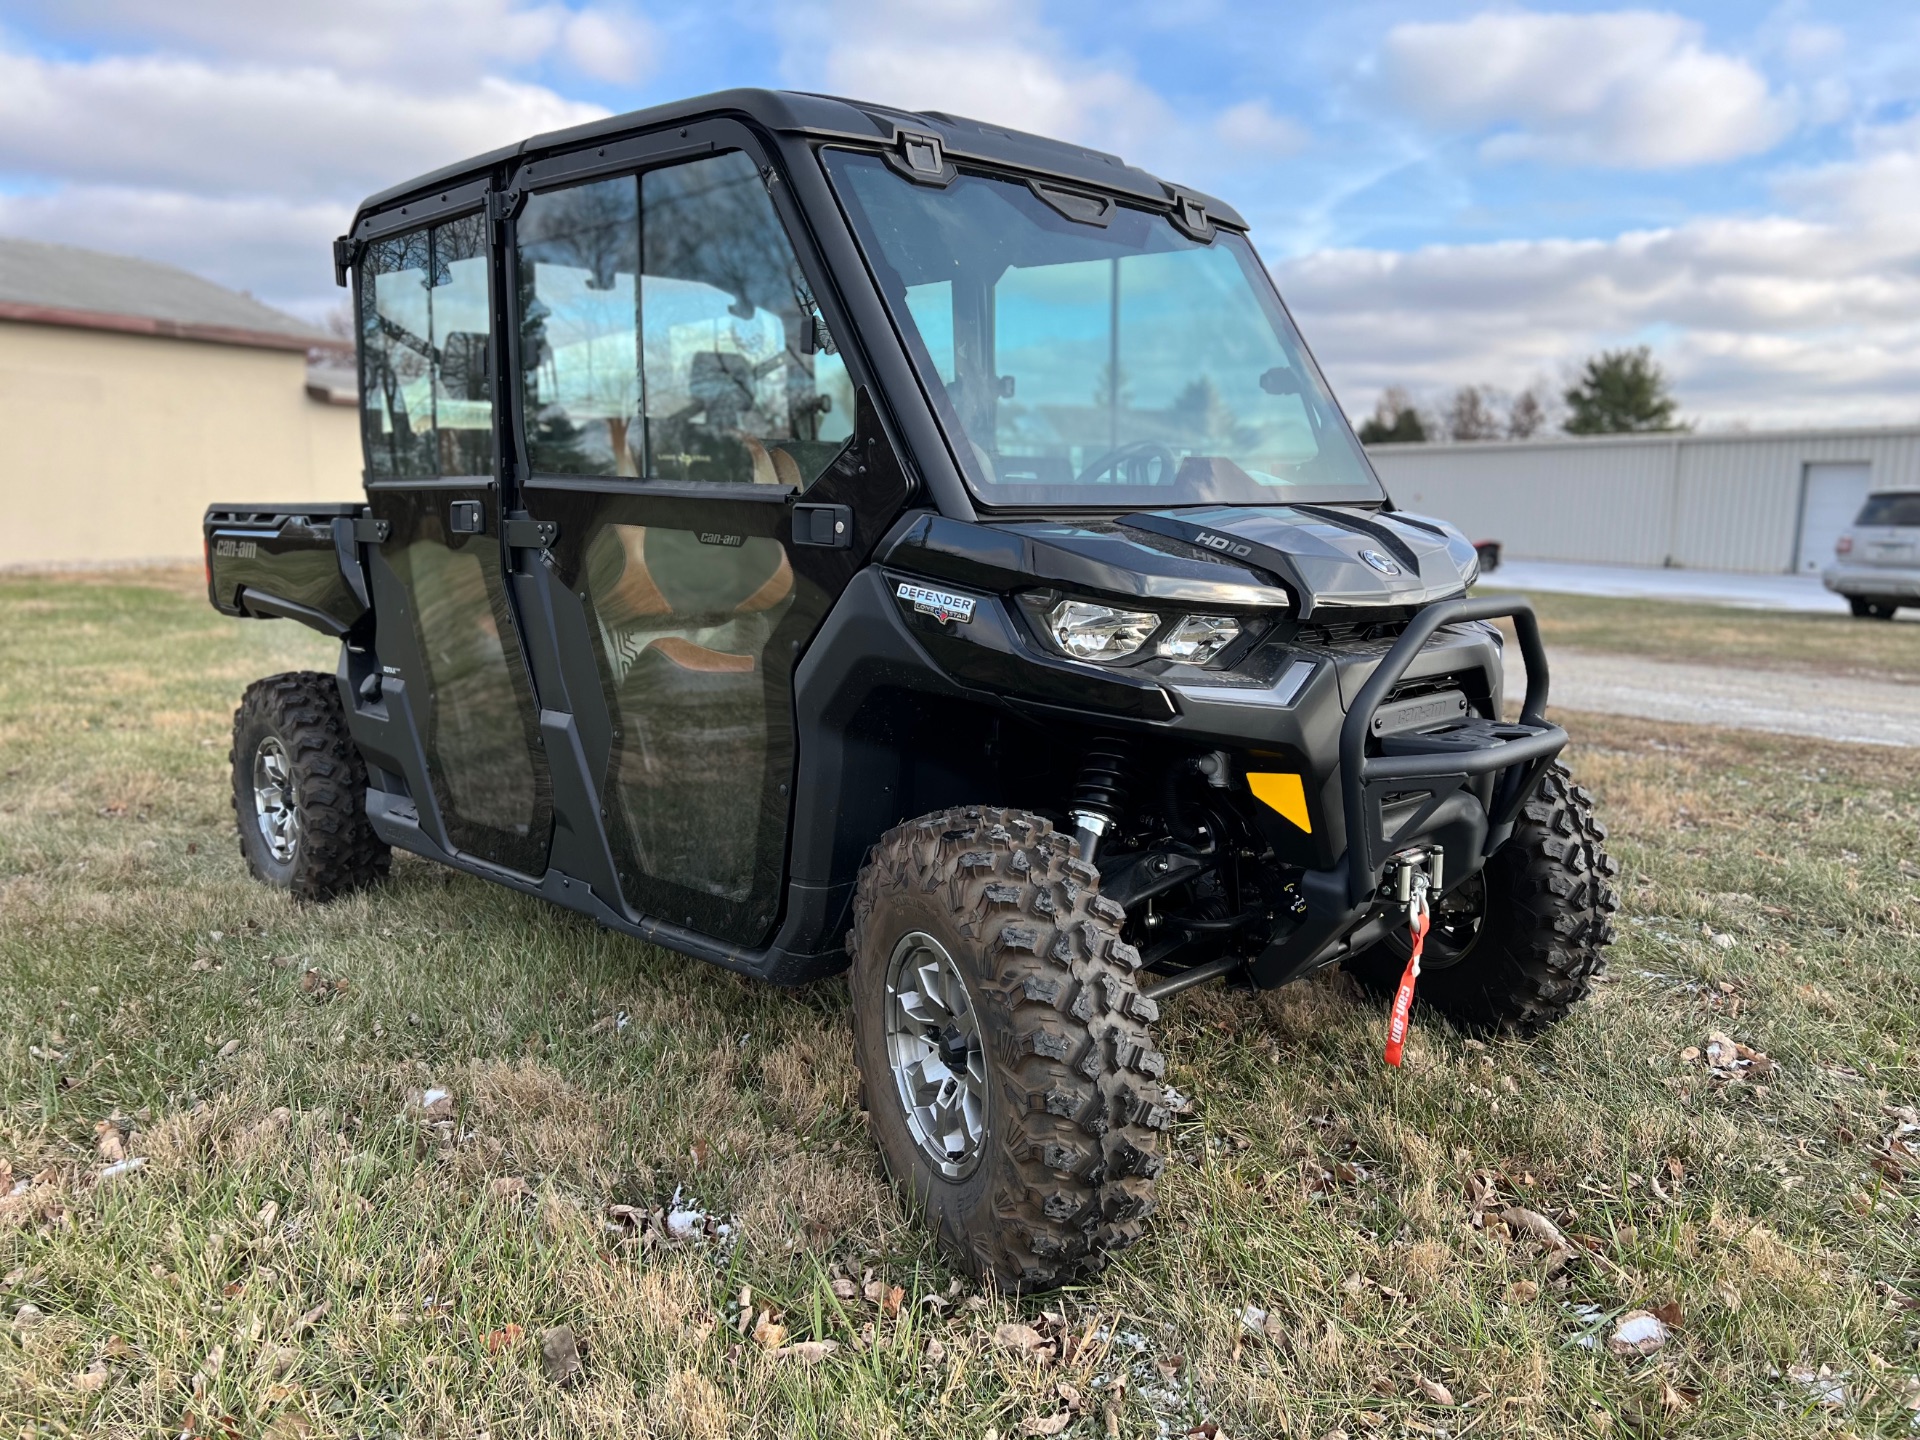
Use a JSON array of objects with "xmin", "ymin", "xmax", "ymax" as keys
[{"xmin": 1366, "ymin": 425, "xmax": 1920, "ymax": 576}]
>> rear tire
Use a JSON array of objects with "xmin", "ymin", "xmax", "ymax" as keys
[
  {"xmin": 848, "ymin": 807, "xmax": 1168, "ymax": 1292},
  {"xmin": 1346, "ymin": 762, "xmax": 1618, "ymax": 1034},
  {"xmin": 1849, "ymin": 597, "xmax": 1898, "ymax": 620},
  {"xmin": 231, "ymin": 671, "xmax": 390, "ymax": 902}
]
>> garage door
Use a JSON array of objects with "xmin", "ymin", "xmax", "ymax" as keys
[{"xmin": 1797, "ymin": 462, "xmax": 1873, "ymax": 573}]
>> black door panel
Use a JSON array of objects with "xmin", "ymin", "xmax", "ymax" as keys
[{"xmin": 368, "ymin": 486, "xmax": 554, "ymax": 875}]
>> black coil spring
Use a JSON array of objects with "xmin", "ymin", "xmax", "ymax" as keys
[{"xmin": 1072, "ymin": 736, "xmax": 1137, "ymax": 823}]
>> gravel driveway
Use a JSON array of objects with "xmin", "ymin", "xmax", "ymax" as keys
[{"xmin": 1508, "ymin": 648, "xmax": 1920, "ymax": 747}]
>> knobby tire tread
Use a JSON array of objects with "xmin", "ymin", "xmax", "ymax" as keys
[
  {"xmin": 849, "ymin": 806, "xmax": 1166, "ymax": 1292},
  {"xmin": 231, "ymin": 670, "xmax": 390, "ymax": 903}
]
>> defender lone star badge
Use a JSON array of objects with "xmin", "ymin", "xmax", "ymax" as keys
[
  {"xmin": 1361, "ymin": 549, "xmax": 1403, "ymax": 576},
  {"xmin": 896, "ymin": 582, "xmax": 976, "ymax": 624}
]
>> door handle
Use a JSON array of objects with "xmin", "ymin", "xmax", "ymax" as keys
[
  {"xmin": 793, "ymin": 503, "xmax": 852, "ymax": 549},
  {"xmin": 449, "ymin": 501, "xmax": 485, "ymax": 535}
]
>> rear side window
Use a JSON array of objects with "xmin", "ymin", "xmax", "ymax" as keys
[
  {"xmin": 515, "ymin": 148, "xmax": 854, "ymax": 487},
  {"xmin": 1857, "ymin": 492, "xmax": 1920, "ymax": 527},
  {"xmin": 359, "ymin": 215, "xmax": 493, "ymax": 478}
]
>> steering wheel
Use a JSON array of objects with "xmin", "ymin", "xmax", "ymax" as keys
[{"xmin": 1074, "ymin": 439, "xmax": 1178, "ymax": 487}]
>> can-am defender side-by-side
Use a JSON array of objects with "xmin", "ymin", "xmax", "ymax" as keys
[{"xmin": 205, "ymin": 89, "xmax": 1617, "ymax": 1291}]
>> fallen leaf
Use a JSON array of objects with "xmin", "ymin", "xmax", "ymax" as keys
[
  {"xmin": 540, "ymin": 1326, "xmax": 582, "ymax": 1385},
  {"xmin": 216, "ymin": 1040, "xmax": 242, "ymax": 1060},
  {"xmin": 1501, "ymin": 1206, "xmax": 1573, "ymax": 1256},
  {"xmin": 72, "ymin": 1361, "xmax": 109, "ymax": 1392},
  {"xmin": 1504, "ymin": 1280, "xmax": 1539, "ymax": 1304},
  {"xmin": 94, "ymin": 1121, "xmax": 127, "ymax": 1164},
  {"xmin": 753, "ymin": 1312, "xmax": 789, "ymax": 1349},
  {"xmin": 1649, "ymin": 1300, "xmax": 1684, "ymax": 1329},
  {"xmin": 300, "ymin": 969, "xmax": 348, "ymax": 1001},
  {"xmin": 769, "ymin": 1339, "xmax": 838, "ymax": 1363},
  {"xmin": 1022, "ymin": 1414, "xmax": 1071, "ymax": 1436},
  {"xmin": 1606, "ymin": 1310, "xmax": 1668, "ymax": 1357},
  {"xmin": 1658, "ymin": 1381, "xmax": 1695, "ymax": 1413},
  {"xmin": 96, "ymin": 1157, "xmax": 147, "ymax": 1183},
  {"xmin": 829, "ymin": 1277, "xmax": 857, "ymax": 1301},
  {"xmin": 295, "ymin": 1301, "xmax": 329, "ymax": 1333},
  {"xmin": 488, "ymin": 1176, "xmax": 530, "ymax": 1200},
  {"xmin": 994, "ymin": 1322, "xmax": 1053, "ymax": 1358},
  {"xmin": 485, "ymin": 1323, "xmax": 525, "ymax": 1355},
  {"xmin": 1414, "ymin": 1376, "xmax": 1454, "ymax": 1406},
  {"xmin": 924, "ymin": 1336, "xmax": 946, "ymax": 1363},
  {"xmin": 419, "ymin": 1088, "xmax": 453, "ymax": 1122}
]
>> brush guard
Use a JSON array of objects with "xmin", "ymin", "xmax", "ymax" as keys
[{"xmin": 1246, "ymin": 593, "xmax": 1565, "ymax": 989}]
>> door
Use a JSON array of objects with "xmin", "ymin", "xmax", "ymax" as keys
[
  {"xmin": 357, "ymin": 213, "xmax": 554, "ymax": 875},
  {"xmin": 504, "ymin": 125, "xmax": 896, "ymax": 946},
  {"xmin": 1797, "ymin": 461, "xmax": 1872, "ymax": 573}
]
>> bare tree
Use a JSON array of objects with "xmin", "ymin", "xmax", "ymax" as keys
[
  {"xmin": 1507, "ymin": 387, "xmax": 1546, "ymax": 439},
  {"xmin": 1445, "ymin": 385, "xmax": 1504, "ymax": 442}
]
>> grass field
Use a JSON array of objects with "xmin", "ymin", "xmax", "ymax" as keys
[
  {"xmin": 3, "ymin": 570, "xmax": 1917, "ymax": 1438},
  {"xmin": 1483, "ymin": 587, "xmax": 1920, "ymax": 685}
]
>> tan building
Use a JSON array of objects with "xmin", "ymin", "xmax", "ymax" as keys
[{"xmin": 0, "ymin": 236, "xmax": 363, "ymax": 568}]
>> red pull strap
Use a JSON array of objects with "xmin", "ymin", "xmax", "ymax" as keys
[{"xmin": 1383, "ymin": 900, "xmax": 1429, "ymax": 1068}]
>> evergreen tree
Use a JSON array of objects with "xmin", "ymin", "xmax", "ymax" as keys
[
  {"xmin": 1562, "ymin": 347, "xmax": 1682, "ymax": 434},
  {"xmin": 1357, "ymin": 388, "xmax": 1428, "ymax": 445}
]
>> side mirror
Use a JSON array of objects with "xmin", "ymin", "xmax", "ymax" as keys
[{"xmin": 1260, "ymin": 366, "xmax": 1304, "ymax": 396}]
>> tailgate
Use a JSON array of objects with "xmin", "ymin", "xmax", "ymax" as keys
[{"xmin": 205, "ymin": 502, "xmax": 371, "ymax": 637}]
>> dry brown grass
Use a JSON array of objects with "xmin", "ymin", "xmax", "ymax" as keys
[{"xmin": 2, "ymin": 575, "xmax": 1917, "ymax": 1436}]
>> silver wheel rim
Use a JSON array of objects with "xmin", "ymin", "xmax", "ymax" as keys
[
  {"xmin": 883, "ymin": 931, "xmax": 989, "ymax": 1180},
  {"xmin": 252, "ymin": 736, "xmax": 300, "ymax": 864}
]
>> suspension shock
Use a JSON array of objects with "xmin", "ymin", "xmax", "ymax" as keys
[{"xmin": 1070, "ymin": 736, "xmax": 1136, "ymax": 864}]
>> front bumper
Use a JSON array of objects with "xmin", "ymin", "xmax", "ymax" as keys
[
  {"xmin": 1246, "ymin": 594, "xmax": 1565, "ymax": 987},
  {"xmin": 1823, "ymin": 563, "xmax": 1920, "ymax": 602}
]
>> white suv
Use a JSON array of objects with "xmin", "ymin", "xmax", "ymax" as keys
[{"xmin": 1825, "ymin": 491, "xmax": 1920, "ymax": 620}]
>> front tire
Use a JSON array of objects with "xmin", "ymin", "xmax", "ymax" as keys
[
  {"xmin": 1347, "ymin": 762, "xmax": 1618, "ymax": 1033},
  {"xmin": 1849, "ymin": 597, "xmax": 1898, "ymax": 620},
  {"xmin": 849, "ymin": 807, "xmax": 1168, "ymax": 1292},
  {"xmin": 231, "ymin": 671, "xmax": 390, "ymax": 902}
]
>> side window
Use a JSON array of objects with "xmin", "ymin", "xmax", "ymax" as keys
[
  {"xmin": 515, "ymin": 149, "xmax": 853, "ymax": 486},
  {"xmin": 516, "ymin": 175, "xmax": 642, "ymax": 475},
  {"xmin": 360, "ymin": 215, "xmax": 494, "ymax": 478}
]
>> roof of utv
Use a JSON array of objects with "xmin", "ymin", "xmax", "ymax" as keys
[{"xmin": 348, "ymin": 86, "xmax": 1244, "ymax": 237}]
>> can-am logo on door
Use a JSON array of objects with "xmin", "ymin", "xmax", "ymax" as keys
[{"xmin": 895, "ymin": 582, "xmax": 976, "ymax": 624}]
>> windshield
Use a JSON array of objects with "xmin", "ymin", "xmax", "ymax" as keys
[{"xmin": 824, "ymin": 150, "xmax": 1383, "ymax": 509}]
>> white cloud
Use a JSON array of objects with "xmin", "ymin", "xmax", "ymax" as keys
[
  {"xmin": 563, "ymin": 7, "xmax": 657, "ymax": 83},
  {"xmin": 0, "ymin": 187, "xmax": 353, "ymax": 321},
  {"xmin": 0, "ymin": 45, "xmax": 606, "ymax": 201},
  {"xmin": 39, "ymin": 0, "xmax": 654, "ymax": 87},
  {"xmin": 789, "ymin": 0, "xmax": 1182, "ymax": 167},
  {"xmin": 1382, "ymin": 9, "xmax": 1792, "ymax": 168},
  {"xmin": 1215, "ymin": 100, "xmax": 1309, "ymax": 156},
  {"xmin": 1280, "ymin": 131, "xmax": 1920, "ymax": 430}
]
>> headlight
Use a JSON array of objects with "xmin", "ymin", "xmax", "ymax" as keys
[
  {"xmin": 1157, "ymin": 614, "xmax": 1241, "ymax": 664},
  {"xmin": 1047, "ymin": 599, "xmax": 1158, "ymax": 661}
]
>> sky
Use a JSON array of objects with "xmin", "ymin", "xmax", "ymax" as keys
[{"xmin": 1, "ymin": 0, "xmax": 1916, "ymax": 431}]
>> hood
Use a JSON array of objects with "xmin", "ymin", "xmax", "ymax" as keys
[{"xmin": 1117, "ymin": 505, "xmax": 1477, "ymax": 617}]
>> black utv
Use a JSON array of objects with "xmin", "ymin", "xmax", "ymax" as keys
[{"xmin": 205, "ymin": 88, "xmax": 1616, "ymax": 1291}]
